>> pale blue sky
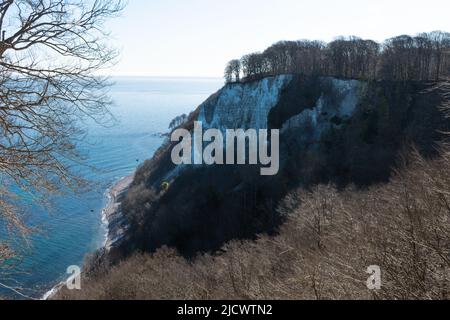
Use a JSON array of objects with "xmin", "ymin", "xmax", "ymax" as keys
[{"xmin": 107, "ymin": 0, "xmax": 450, "ymax": 77}]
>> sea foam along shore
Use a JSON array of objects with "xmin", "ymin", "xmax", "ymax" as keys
[
  {"xmin": 41, "ymin": 174, "xmax": 134, "ymax": 300},
  {"xmin": 102, "ymin": 174, "xmax": 134, "ymax": 251}
]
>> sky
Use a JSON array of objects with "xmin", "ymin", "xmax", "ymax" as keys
[{"xmin": 106, "ymin": 0, "xmax": 450, "ymax": 77}]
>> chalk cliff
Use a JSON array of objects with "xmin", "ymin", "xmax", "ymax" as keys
[{"xmin": 114, "ymin": 74, "xmax": 448, "ymax": 258}]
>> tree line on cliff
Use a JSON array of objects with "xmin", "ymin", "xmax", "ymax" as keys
[{"xmin": 225, "ymin": 31, "xmax": 450, "ymax": 83}]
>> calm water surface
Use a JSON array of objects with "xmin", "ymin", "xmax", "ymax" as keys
[{"xmin": 0, "ymin": 77, "xmax": 222, "ymax": 299}]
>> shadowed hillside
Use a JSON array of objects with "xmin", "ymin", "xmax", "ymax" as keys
[
  {"xmin": 57, "ymin": 141, "xmax": 450, "ymax": 300},
  {"xmin": 103, "ymin": 75, "xmax": 450, "ymax": 261}
]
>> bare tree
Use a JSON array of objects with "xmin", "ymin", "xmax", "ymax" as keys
[
  {"xmin": 0, "ymin": 0, "xmax": 124, "ymax": 274},
  {"xmin": 224, "ymin": 60, "xmax": 233, "ymax": 83},
  {"xmin": 231, "ymin": 31, "xmax": 449, "ymax": 82},
  {"xmin": 224, "ymin": 59, "xmax": 242, "ymax": 83},
  {"xmin": 229, "ymin": 59, "xmax": 241, "ymax": 82},
  {"xmin": 427, "ymin": 31, "xmax": 450, "ymax": 80},
  {"xmin": 241, "ymin": 52, "xmax": 268, "ymax": 81}
]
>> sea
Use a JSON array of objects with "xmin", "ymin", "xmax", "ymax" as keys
[{"xmin": 0, "ymin": 77, "xmax": 223, "ymax": 299}]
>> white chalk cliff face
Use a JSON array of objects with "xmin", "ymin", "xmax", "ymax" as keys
[
  {"xmin": 281, "ymin": 78, "xmax": 362, "ymax": 141},
  {"xmin": 165, "ymin": 75, "xmax": 293, "ymax": 180},
  {"xmin": 166, "ymin": 75, "xmax": 363, "ymax": 180},
  {"xmin": 198, "ymin": 76, "xmax": 361, "ymax": 136},
  {"xmin": 198, "ymin": 75, "xmax": 293, "ymax": 131}
]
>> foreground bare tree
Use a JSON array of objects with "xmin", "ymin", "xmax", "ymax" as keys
[{"xmin": 0, "ymin": 0, "xmax": 124, "ymax": 290}]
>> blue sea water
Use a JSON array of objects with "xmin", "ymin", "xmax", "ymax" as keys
[{"xmin": 0, "ymin": 77, "xmax": 222, "ymax": 299}]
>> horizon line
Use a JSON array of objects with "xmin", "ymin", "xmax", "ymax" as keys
[{"xmin": 104, "ymin": 75, "xmax": 224, "ymax": 80}]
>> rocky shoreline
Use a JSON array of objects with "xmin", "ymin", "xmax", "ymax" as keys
[
  {"xmin": 42, "ymin": 174, "xmax": 134, "ymax": 300},
  {"xmin": 102, "ymin": 174, "xmax": 134, "ymax": 251}
]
